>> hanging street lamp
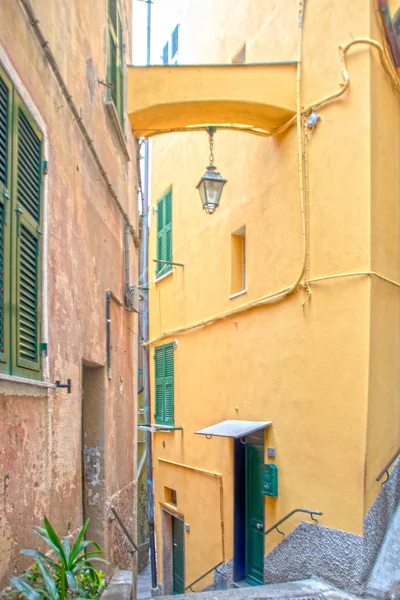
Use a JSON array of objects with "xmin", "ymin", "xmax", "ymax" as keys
[{"xmin": 196, "ymin": 127, "xmax": 227, "ymax": 214}]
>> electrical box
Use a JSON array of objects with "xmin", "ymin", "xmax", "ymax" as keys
[
  {"xmin": 262, "ymin": 463, "xmax": 278, "ymax": 497},
  {"xmin": 125, "ymin": 284, "xmax": 140, "ymax": 313}
]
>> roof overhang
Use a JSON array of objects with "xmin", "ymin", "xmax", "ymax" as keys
[
  {"xmin": 127, "ymin": 63, "xmax": 297, "ymax": 138},
  {"xmin": 195, "ymin": 420, "xmax": 271, "ymax": 439}
]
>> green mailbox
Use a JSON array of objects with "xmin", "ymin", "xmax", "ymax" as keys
[{"xmin": 262, "ymin": 463, "xmax": 278, "ymax": 497}]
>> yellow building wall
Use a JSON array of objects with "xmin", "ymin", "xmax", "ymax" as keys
[
  {"xmin": 147, "ymin": 0, "xmax": 381, "ymax": 590},
  {"xmin": 364, "ymin": 5, "xmax": 400, "ymax": 511}
]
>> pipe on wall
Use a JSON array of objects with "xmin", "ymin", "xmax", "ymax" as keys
[
  {"xmin": 139, "ymin": 0, "xmax": 158, "ymax": 591},
  {"xmin": 18, "ymin": 0, "xmax": 140, "ymax": 248}
]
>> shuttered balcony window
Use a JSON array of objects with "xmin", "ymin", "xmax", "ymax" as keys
[
  {"xmin": 154, "ymin": 343, "xmax": 174, "ymax": 426},
  {"xmin": 156, "ymin": 188, "xmax": 172, "ymax": 278},
  {"xmin": 0, "ymin": 64, "xmax": 43, "ymax": 379},
  {"xmin": 107, "ymin": 0, "xmax": 124, "ymax": 127}
]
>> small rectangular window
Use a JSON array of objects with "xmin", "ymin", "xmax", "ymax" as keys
[
  {"xmin": 165, "ymin": 487, "xmax": 177, "ymax": 506},
  {"xmin": 231, "ymin": 226, "xmax": 246, "ymax": 296}
]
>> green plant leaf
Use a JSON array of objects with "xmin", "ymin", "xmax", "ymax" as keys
[
  {"xmin": 43, "ymin": 518, "xmax": 67, "ymax": 567},
  {"xmin": 19, "ymin": 550, "xmax": 57, "ymax": 569},
  {"xmin": 32, "ymin": 532, "xmax": 65, "ymax": 565},
  {"xmin": 65, "ymin": 572, "xmax": 77, "ymax": 592},
  {"xmin": 70, "ymin": 541, "xmax": 92, "ymax": 560},
  {"xmin": 36, "ymin": 559, "xmax": 59, "ymax": 600},
  {"xmin": 74, "ymin": 553, "xmax": 107, "ymax": 566},
  {"xmin": 61, "ymin": 539, "xmax": 70, "ymax": 564},
  {"xmin": 10, "ymin": 577, "xmax": 42, "ymax": 600},
  {"xmin": 73, "ymin": 557, "xmax": 108, "ymax": 572},
  {"xmin": 75, "ymin": 564, "xmax": 100, "ymax": 579},
  {"xmin": 70, "ymin": 541, "xmax": 103, "ymax": 566},
  {"xmin": 69, "ymin": 521, "xmax": 90, "ymax": 565},
  {"xmin": 75, "ymin": 551, "xmax": 103, "ymax": 560},
  {"xmin": 86, "ymin": 541, "xmax": 101, "ymax": 553},
  {"xmin": 33, "ymin": 526, "xmax": 47, "ymax": 535}
]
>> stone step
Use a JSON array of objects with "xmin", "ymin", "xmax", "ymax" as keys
[
  {"xmin": 102, "ymin": 570, "xmax": 132, "ymax": 600},
  {"xmin": 162, "ymin": 578, "xmax": 364, "ymax": 600},
  {"xmin": 232, "ymin": 581, "xmax": 252, "ymax": 589},
  {"xmin": 367, "ymin": 499, "xmax": 400, "ymax": 596}
]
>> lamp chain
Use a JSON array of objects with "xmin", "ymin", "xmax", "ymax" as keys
[{"xmin": 208, "ymin": 131, "xmax": 214, "ymax": 166}]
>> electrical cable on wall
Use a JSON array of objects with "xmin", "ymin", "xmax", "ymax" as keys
[{"xmin": 144, "ymin": 26, "xmax": 400, "ymax": 347}]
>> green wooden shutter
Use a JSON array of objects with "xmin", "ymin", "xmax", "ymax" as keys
[
  {"xmin": 117, "ymin": 16, "xmax": 124, "ymax": 126},
  {"xmin": 107, "ymin": 1, "xmax": 123, "ymax": 128},
  {"xmin": 155, "ymin": 346, "xmax": 165, "ymax": 423},
  {"xmin": 154, "ymin": 343, "xmax": 175, "ymax": 425},
  {"xmin": 12, "ymin": 96, "xmax": 42, "ymax": 375},
  {"xmin": 164, "ymin": 189, "xmax": 172, "ymax": 268},
  {"xmin": 164, "ymin": 344, "xmax": 174, "ymax": 426},
  {"xmin": 108, "ymin": 0, "xmax": 117, "ymax": 33},
  {"xmin": 109, "ymin": 32, "xmax": 118, "ymax": 107},
  {"xmin": 0, "ymin": 67, "xmax": 12, "ymax": 371},
  {"xmin": 156, "ymin": 195, "xmax": 165, "ymax": 276},
  {"xmin": 156, "ymin": 189, "xmax": 172, "ymax": 278}
]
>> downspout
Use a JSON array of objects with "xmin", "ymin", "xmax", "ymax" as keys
[
  {"xmin": 125, "ymin": 223, "xmax": 130, "ymax": 292},
  {"xmin": 141, "ymin": 0, "xmax": 158, "ymax": 591},
  {"xmin": 106, "ymin": 291, "xmax": 111, "ymax": 379}
]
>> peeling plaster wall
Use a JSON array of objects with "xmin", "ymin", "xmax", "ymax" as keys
[{"xmin": 0, "ymin": 0, "xmax": 137, "ymax": 588}]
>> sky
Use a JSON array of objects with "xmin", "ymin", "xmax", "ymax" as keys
[{"xmin": 131, "ymin": 0, "xmax": 184, "ymax": 66}]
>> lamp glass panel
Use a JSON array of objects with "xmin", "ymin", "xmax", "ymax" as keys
[
  {"xmin": 205, "ymin": 179, "xmax": 224, "ymax": 208},
  {"xmin": 198, "ymin": 179, "xmax": 208, "ymax": 209}
]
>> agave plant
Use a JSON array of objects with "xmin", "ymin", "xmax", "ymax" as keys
[{"xmin": 11, "ymin": 517, "xmax": 106, "ymax": 600}]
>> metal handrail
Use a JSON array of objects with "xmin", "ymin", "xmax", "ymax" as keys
[
  {"xmin": 184, "ymin": 561, "xmax": 224, "ymax": 592},
  {"xmin": 108, "ymin": 505, "xmax": 139, "ymax": 553},
  {"xmin": 264, "ymin": 508, "xmax": 323, "ymax": 536},
  {"xmin": 183, "ymin": 509, "xmax": 322, "ymax": 590},
  {"xmin": 376, "ymin": 447, "xmax": 400, "ymax": 484}
]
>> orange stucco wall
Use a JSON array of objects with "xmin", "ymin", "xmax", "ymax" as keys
[{"xmin": 0, "ymin": 0, "xmax": 138, "ymax": 588}]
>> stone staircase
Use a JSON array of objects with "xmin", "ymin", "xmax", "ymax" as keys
[
  {"xmin": 162, "ymin": 578, "xmax": 369, "ymax": 600},
  {"xmin": 207, "ymin": 456, "xmax": 400, "ymax": 599},
  {"xmin": 367, "ymin": 498, "xmax": 400, "ymax": 596},
  {"xmin": 108, "ymin": 457, "xmax": 400, "ymax": 600}
]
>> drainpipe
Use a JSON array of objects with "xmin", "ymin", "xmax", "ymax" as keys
[
  {"xmin": 106, "ymin": 290, "xmax": 111, "ymax": 379},
  {"xmin": 141, "ymin": 0, "xmax": 158, "ymax": 591},
  {"xmin": 125, "ymin": 223, "xmax": 130, "ymax": 292}
]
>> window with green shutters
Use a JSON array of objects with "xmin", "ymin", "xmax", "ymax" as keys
[
  {"xmin": 107, "ymin": 0, "xmax": 124, "ymax": 127},
  {"xmin": 0, "ymin": 64, "xmax": 43, "ymax": 379},
  {"xmin": 156, "ymin": 188, "xmax": 172, "ymax": 278},
  {"xmin": 154, "ymin": 343, "xmax": 174, "ymax": 426}
]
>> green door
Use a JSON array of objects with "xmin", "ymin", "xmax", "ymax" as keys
[
  {"xmin": 245, "ymin": 441, "xmax": 265, "ymax": 585},
  {"xmin": 172, "ymin": 517, "xmax": 185, "ymax": 594}
]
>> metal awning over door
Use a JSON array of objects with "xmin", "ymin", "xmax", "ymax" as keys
[{"xmin": 195, "ymin": 420, "xmax": 271, "ymax": 439}]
